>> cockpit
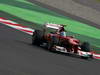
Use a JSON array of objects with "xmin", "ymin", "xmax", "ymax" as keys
[{"xmin": 60, "ymin": 31, "xmax": 66, "ymax": 37}]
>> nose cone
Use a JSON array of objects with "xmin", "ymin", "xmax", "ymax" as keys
[{"xmin": 69, "ymin": 38, "xmax": 79, "ymax": 45}]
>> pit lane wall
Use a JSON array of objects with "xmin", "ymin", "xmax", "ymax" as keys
[{"xmin": 0, "ymin": 17, "xmax": 100, "ymax": 60}]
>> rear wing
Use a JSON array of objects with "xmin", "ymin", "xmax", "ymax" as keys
[{"xmin": 45, "ymin": 23, "xmax": 63, "ymax": 30}]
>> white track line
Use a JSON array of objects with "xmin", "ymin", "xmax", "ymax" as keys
[{"xmin": 0, "ymin": 17, "xmax": 34, "ymax": 35}]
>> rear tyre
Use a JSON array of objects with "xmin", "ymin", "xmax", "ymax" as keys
[
  {"xmin": 32, "ymin": 30, "xmax": 44, "ymax": 45},
  {"xmin": 32, "ymin": 33, "xmax": 37, "ymax": 45}
]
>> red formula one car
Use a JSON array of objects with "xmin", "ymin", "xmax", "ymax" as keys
[{"xmin": 32, "ymin": 23, "xmax": 93, "ymax": 59}]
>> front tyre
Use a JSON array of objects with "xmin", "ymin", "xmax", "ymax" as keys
[
  {"xmin": 81, "ymin": 42, "xmax": 91, "ymax": 52},
  {"xmin": 81, "ymin": 56, "xmax": 89, "ymax": 59},
  {"xmin": 80, "ymin": 42, "xmax": 92, "ymax": 59}
]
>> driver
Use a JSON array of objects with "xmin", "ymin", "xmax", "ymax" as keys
[{"xmin": 57, "ymin": 25, "xmax": 66, "ymax": 37}]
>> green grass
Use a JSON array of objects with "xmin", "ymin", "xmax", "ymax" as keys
[
  {"xmin": 0, "ymin": 4, "xmax": 100, "ymax": 39},
  {"xmin": 96, "ymin": 0, "xmax": 100, "ymax": 2},
  {"xmin": 0, "ymin": 0, "xmax": 100, "ymax": 50}
]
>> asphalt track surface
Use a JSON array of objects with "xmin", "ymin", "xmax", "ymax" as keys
[
  {"xmin": 74, "ymin": 0, "xmax": 100, "ymax": 11},
  {"xmin": 29, "ymin": 0, "xmax": 100, "ymax": 29},
  {"xmin": 0, "ymin": 23, "xmax": 100, "ymax": 75}
]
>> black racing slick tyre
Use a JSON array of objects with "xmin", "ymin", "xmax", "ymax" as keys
[
  {"xmin": 81, "ymin": 42, "xmax": 91, "ymax": 52},
  {"xmin": 32, "ymin": 30, "xmax": 44, "ymax": 45},
  {"xmin": 81, "ymin": 56, "xmax": 89, "ymax": 59}
]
